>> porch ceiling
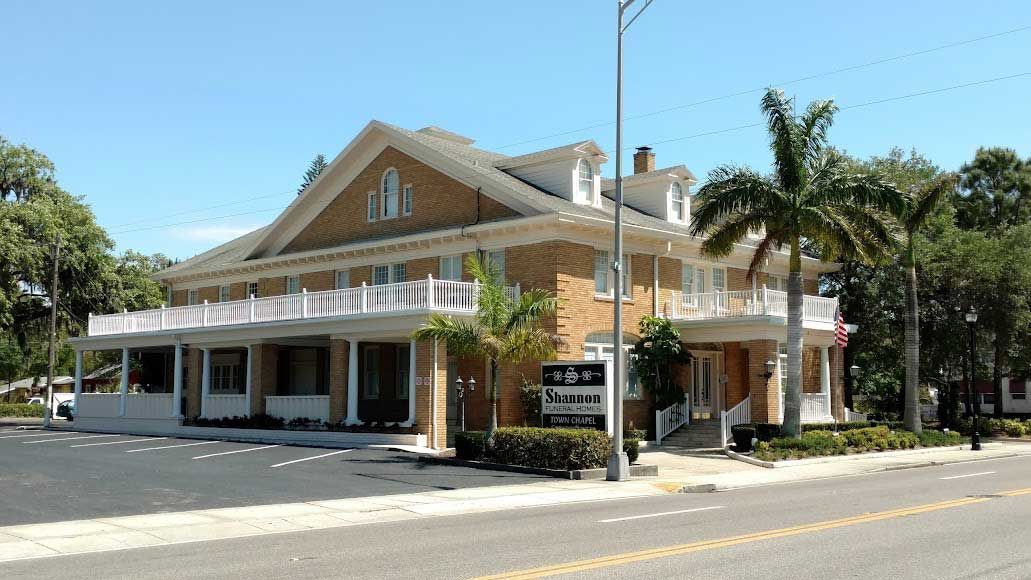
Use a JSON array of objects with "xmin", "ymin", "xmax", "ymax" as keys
[{"xmin": 671, "ymin": 317, "xmax": 838, "ymax": 345}]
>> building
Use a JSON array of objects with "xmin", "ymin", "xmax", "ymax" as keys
[{"xmin": 68, "ymin": 122, "xmax": 846, "ymax": 449}]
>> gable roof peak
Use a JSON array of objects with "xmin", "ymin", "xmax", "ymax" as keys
[{"xmin": 416, "ymin": 126, "xmax": 476, "ymax": 145}]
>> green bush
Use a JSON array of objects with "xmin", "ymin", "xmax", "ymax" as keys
[
  {"xmin": 919, "ymin": 429, "xmax": 965, "ymax": 447},
  {"xmin": 755, "ymin": 426, "xmax": 919, "ymax": 461},
  {"xmin": 455, "ymin": 431, "xmax": 486, "ymax": 460},
  {"xmin": 0, "ymin": 403, "xmax": 45, "ymax": 418},
  {"xmin": 487, "ymin": 427, "xmax": 611, "ymax": 471},
  {"xmin": 518, "ymin": 378, "xmax": 542, "ymax": 427},
  {"xmin": 999, "ymin": 419, "xmax": 1027, "ymax": 438},
  {"xmin": 754, "ymin": 423, "xmax": 782, "ymax": 442},
  {"xmin": 803, "ymin": 421, "xmax": 871, "ymax": 433},
  {"xmin": 623, "ymin": 438, "xmax": 640, "ymax": 464}
]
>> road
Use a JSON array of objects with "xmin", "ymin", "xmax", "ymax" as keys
[{"xmin": 2, "ymin": 453, "xmax": 1028, "ymax": 579}]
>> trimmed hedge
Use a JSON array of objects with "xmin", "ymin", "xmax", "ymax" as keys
[
  {"xmin": 487, "ymin": 427, "xmax": 612, "ymax": 471},
  {"xmin": 0, "ymin": 404, "xmax": 45, "ymax": 418},
  {"xmin": 455, "ymin": 431, "xmax": 486, "ymax": 460},
  {"xmin": 623, "ymin": 438, "xmax": 640, "ymax": 464},
  {"xmin": 755, "ymin": 426, "xmax": 965, "ymax": 461},
  {"xmin": 751, "ymin": 421, "xmax": 873, "ymax": 442},
  {"xmin": 731, "ymin": 424, "xmax": 755, "ymax": 451}
]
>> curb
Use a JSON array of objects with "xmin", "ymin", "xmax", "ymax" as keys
[
  {"xmin": 418, "ymin": 456, "xmax": 659, "ymax": 480},
  {"xmin": 724, "ymin": 443, "xmax": 1001, "ymax": 469}
]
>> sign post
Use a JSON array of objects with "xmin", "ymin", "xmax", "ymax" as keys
[{"xmin": 541, "ymin": 361, "xmax": 612, "ymax": 434}]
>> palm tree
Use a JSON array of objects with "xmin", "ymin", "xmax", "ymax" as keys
[
  {"xmin": 689, "ymin": 89, "xmax": 905, "ymax": 437},
  {"xmin": 899, "ymin": 175, "xmax": 957, "ymax": 435},
  {"xmin": 411, "ymin": 255, "xmax": 558, "ymax": 440}
]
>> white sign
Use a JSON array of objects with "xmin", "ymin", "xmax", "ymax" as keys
[{"xmin": 540, "ymin": 360, "xmax": 611, "ymax": 433}]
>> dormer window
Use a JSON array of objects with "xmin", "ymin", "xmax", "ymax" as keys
[
  {"xmin": 577, "ymin": 158, "xmax": 594, "ymax": 203},
  {"xmin": 671, "ymin": 181, "xmax": 686, "ymax": 222},
  {"xmin": 381, "ymin": 168, "xmax": 399, "ymax": 219}
]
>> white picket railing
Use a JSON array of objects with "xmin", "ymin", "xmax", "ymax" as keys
[
  {"xmin": 203, "ymin": 394, "xmax": 248, "ymax": 419},
  {"xmin": 845, "ymin": 407, "xmax": 868, "ymax": 422},
  {"xmin": 88, "ymin": 277, "xmax": 520, "ymax": 337},
  {"xmin": 720, "ymin": 396, "xmax": 752, "ymax": 446},
  {"xmin": 655, "ymin": 394, "xmax": 689, "ymax": 445},
  {"xmin": 77, "ymin": 393, "xmax": 121, "ymax": 418},
  {"xmin": 265, "ymin": 395, "xmax": 330, "ymax": 423},
  {"xmin": 780, "ymin": 393, "xmax": 834, "ymax": 423},
  {"xmin": 123, "ymin": 393, "xmax": 173, "ymax": 419},
  {"xmin": 672, "ymin": 286, "xmax": 838, "ymax": 324}
]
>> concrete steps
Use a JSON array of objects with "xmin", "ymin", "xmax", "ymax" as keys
[{"xmin": 658, "ymin": 421, "xmax": 724, "ymax": 449}]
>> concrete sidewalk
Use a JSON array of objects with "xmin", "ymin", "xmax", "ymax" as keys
[
  {"xmin": 0, "ymin": 478, "xmax": 668, "ymax": 563},
  {"xmin": 642, "ymin": 442, "xmax": 1031, "ymax": 491}
]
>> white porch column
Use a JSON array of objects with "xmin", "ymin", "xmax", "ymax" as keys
[
  {"xmin": 73, "ymin": 350, "xmax": 83, "ymax": 417},
  {"xmin": 820, "ymin": 346, "xmax": 832, "ymax": 419},
  {"xmin": 403, "ymin": 338, "xmax": 417, "ymax": 427},
  {"xmin": 345, "ymin": 339, "xmax": 361, "ymax": 425},
  {"xmin": 118, "ymin": 347, "xmax": 129, "ymax": 417},
  {"xmin": 245, "ymin": 344, "xmax": 253, "ymax": 417},
  {"xmin": 200, "ymin": 348, "xmax": 212, "ymax": 418},
  {"xmin": 172, "ymin": 340, "xmax": 183, "ymax": 418}
]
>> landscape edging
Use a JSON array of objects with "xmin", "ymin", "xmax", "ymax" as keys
[{"xmin": 724, "ymin": 443, "xmax": 1000, "ymax": 469}]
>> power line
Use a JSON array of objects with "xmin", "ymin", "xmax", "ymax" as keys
[
  {"xmin": 109, "ymin": 206, "xmax": 290, "ymax": 235},
  {"xmin": 493, "ymin": 24, "xmax": 1031, "ymax": 150},
  {"xmin": 106, "ymin": 189, "xmax": 295, "ymax": 229}
]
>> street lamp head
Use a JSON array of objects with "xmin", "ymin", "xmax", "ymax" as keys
[
  {"xmin": 763, "ymin": 360, "xmax": 776, "ymax": 378},
  {"xmin": 850, "ymin": 364, "xmax": 861, "ymax": 378},
  {"xmin": 454, "ymin": 376, "xmax": 463, "ymax": 391},
  {"xmin": 467, "ymin": 376, "xmax": 476, "ymax": 391},
  {"xmin": 965, "ymin": 307, "xmax": 978, "ymax": 324}
]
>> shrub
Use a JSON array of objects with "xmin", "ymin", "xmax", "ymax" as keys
[
  {"xmin": 623, "ymin": 438, "xmax": 640, "ymax": 464},
  {"xmin": 0, "ymin": 403, "xmax": 45, "ymax": 418},
  {"xmin": 518, "ymin": 378, "xmax": 542, "ymax": 427},
  {"xmin": 919, "ymin": 429, "xmax": 965, "ymax": 447},
  {"xmin": 731, "ymin": 424, "xmax": 755, "ymax": 451},
  {"xmin": 1000, "ymin": 419, "xmax": 1027, "ymax": 438},
  {"xmin": 802, "ymin": 421, "xmax": 871, "ymax": 433},
  {"xmin": 755, "ymin": 426, "xmax": 919, "ymax": 461},
  {"xmin": 754, "ymin": 423, "xmax": 782, "ymax": 442},
  {"xmin": 455, "ymin": 431, "xmax": 486, "ymax": 460},
  {"xmin": 487, "ymin": 427, "xmax": 611, "ymax": 471}
]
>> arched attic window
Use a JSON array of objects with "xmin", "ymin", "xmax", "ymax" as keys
[
  {"xmin": 381, "ymin": 168, "xmax": 399, "ymax": 218},
  {"xmin": 577, "ymin": 158, "xmax": 594, "ymax": 202}
]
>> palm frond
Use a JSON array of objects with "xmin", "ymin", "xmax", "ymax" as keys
[
  {"xmin": 699, "ymin": 211, "xmax": 769, "ymax": 260},
  {"xmin": 690, "ymin": 167, "xmax": 781, "ymax": 237},
  {"xmin": 760, "ymin": 88, "xmax": 803, "ymax": 192},
  {"xmin": 505, "ymin": 288, "xmax": 558, "ymax": 333},
  {"xmin": 906, "ymin": 173, "xmax": 957, "ymax": 234},
  {"xmin": 500, "ymin": 326, "xmax": 559, "ymax": 365},
  {"xmin": 808, "ymin": 160, "xmax": 907, "ymax": 217},
  {"xmin": 799, "ymin": 99, "xmax": 838, "ymax": 167},
  {"xmin": 411, "ymin": 314, "xmax": 485, "ymax": 358},
  {"xmin": 747, "ymin": 228, "xmax": 789, "ymax": 281}
]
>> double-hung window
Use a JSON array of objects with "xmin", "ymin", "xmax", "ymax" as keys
[
  {"xmin": 246, "ymin": 281, "xmax": 258, "ymax": 299},
  {"xmin": 577, "ymin": 159, "xmax": 594, "ymax": 203},
  {"xmin": 363, "ymin": 347, "xmax": 380, "ymax": 399},
  {"xmin": 439, "ymin": 254, "xmax": 463, "ymax": 281},
  {"xmin": 402, "ymin": 184, "xmax": 413, "ymax": 216},
  {"xmin": 335, "ymin": 270, "xmax": 350, "ymax": 290},
  {"xmin": 593, "ymin": 250, "xmax": 631, "ymax": 298},
  {"xmin": 584, "ymin": 339, "xmax": 640, "ymax": 400},
  {"xmin": 367, "ymin": 192, "xmax": 378, "ymax": 222},
  {"xmin": 372, "ymin": 263, "xmax": 406, "ymax": 285},
  {"xmin": 381, "ymin": 169, "xmax": 399, "ymax": 219},
  {"xmin": 768, "ymin": 274, "xmax": 788, "ymax": 292},
  {"xmin": 218, "ymin": 285, "xmax": 230, "ymax": 303},
  {"xmin": 286, "ymin": 275, "xmax": 301, "ymax": 295},
  {"xmin": 397, "ymin": 345, "xmax": 410, "ymax": 399},
  {"xmin": 187, "ymin": 289, "xmax": 199, "ymax": 306},
  {"xmin": 670, "ymin": 182, "xmax": 686, "ymax": 222},
  {"xmin": 481, "ymin": 249, "xmax": 505, "ymax": 283},
  {"xmin": 712, "ymin": 267, "xmax": 727, "ymax": 292}
]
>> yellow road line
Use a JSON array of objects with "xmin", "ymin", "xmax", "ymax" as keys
[{"xmin": 474, "ymin": 492, "xmax": 1029, "ymax": 580}]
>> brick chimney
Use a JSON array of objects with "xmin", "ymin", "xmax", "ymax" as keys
[{"xmin": 633, "ymin": 146, "xmax": 655, "ymax": 174}]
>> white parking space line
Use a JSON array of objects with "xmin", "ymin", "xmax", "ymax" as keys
[
  {"xmin": 270, "ymin": 449, "xmax": 352, "ymax": 468},
  {"xmin": 193, "ymin": 444, "xmax": 280, "ymax": 460},
  {"xmin": 939, "ymin": 471, "xmax": 996, "ymax": 480},
  {"xmin": 0, "ymin": 431, "xmax": 80, "ymax": 439},
  {"xmin": 598, "ymin": 506, "xmax": 726, "ymax": 523},
  {"xmin": 70, "ymin": 437, "xmax": 166, "ymax": 448},
  {"xmin": 126, "ymin": 440, "xmax": 219, "ymax": 453},
  {"xmin": 23, "ymin": 434, "xmax": 121, "ymax": 444}
]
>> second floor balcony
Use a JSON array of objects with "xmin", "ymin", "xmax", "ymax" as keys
[
  {"xmin": 87, "ymin": 276, "xmax": 519, "ymax": 337},
  {"xmin": 671, "ymin": 288, "xmax": 839, "ymax": 327}
]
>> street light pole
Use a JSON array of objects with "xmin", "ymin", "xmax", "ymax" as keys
[
  {"xmin": 608, "ymin": 0, "xmax": 652, "ymax": 482},
  {"xmin": 43, "ymin": 234, "xmax": 61, "ymax": 428},
  {"xmin": 965, "ymin": 307, "xmax": 981, "ymax": 451}
]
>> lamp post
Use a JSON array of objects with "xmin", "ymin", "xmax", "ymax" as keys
[
  {"xmin": 455, "ymin": 376, "xmax": 475, "ymax": 433},
  {"xmin": 608, "ymin": 0, "xmax": 654, "ymax": 483},
  {"xmin": 964, "ymin": 307, "xmax": 981, "ymax": 451}
]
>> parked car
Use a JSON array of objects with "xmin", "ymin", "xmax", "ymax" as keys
[
  {"xmin": 26, "ymin": 397, "xmax": 44, "ymax": 406},
  {"xmin": 56, "ymin": 400, "xmax": 75, "ymax": 420}
]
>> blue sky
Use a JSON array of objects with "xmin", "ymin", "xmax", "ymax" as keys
[{"xmin": 4, "ymin": 0, "xmax": 1030, "ymax": 260}]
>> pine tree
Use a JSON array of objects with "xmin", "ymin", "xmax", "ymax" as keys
[{"xmin": 297, "ymin": 154, "xmax": 328, "ymax": 195}]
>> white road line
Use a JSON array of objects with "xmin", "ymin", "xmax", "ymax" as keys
[
  {"xmin": 126, "ymin": 440, "xmax": 219, "ymax": 453},
  {"xmin": 24, "ymin": 434, "xmax": 121, "ymax": 444},
  {"xmin": 193, "ymin": 444, "xmax": 280, "ymax": 460},
  {"xmin": 939, "ymin": 471, "xmax": 996, "ymax": 480},
  {"xmin": 598, "ymin": 505, "xmax": 726, "ymax": 523},
  {"xmin": 270, "ymin": 449, "xmax": 352, "ymax": 468},
  {"xmin": 0, "ymin": 431, "xmax": 80, "ymax": 439},
  {"xmin": 70, "ymin": 437, "xmax": 166, "ymax": 448}
]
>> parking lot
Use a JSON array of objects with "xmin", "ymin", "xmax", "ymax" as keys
[{"xmin": 0, "ymin": 427, "xmax": 545, "ymax": 526}]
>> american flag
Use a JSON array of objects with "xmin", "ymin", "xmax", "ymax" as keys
[{"xmin": 835, "ymin": 309, "xmax": 849, "ymax": 348}]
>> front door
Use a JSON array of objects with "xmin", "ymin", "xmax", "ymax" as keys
[{"xmin": 691, "ymin": 353, "xmax": 718, "ymax": 420}]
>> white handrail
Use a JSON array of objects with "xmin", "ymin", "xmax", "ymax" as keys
[
  {"xmin": 88, "ymin": 279, "xmax": 518, "ymax": 337},
  {"xmin": 845, "ymin": 407, "xmax": 868, "ymax": 422},
  {"xmin": 720, "ymin": 395, "xmax": 751, "ymax": 446},
  {"xmin": 655, "ymin": 394, "xmax": 689, "ymax": 445},
  {"xmin": 671, "ymin": 289, "xmax": 837, "ymax": 324}
]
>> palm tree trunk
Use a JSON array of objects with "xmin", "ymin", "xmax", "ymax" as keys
[
  {"xmin": 782, "ymin": 238, "xmax": 803, "ymax": 438},
  {"xmin": 902, "ymin": 246, "xmax": 922, "ymax": 434},
  {"xmin": 487, "ymin": 359, "xmax": 499, "ymax": 440}
]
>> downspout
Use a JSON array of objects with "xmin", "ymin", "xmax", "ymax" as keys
[
  {"xmin": 654, "ymin": 241, "xmax": 672, "ymax": 317},
  {"xmin": 460, "ymin": 187, "xmax": 484, "ymax": 264}
]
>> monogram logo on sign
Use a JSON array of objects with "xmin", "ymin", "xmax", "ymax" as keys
[{"xmin": 548, "ymin": 367, "xmax": 603, "ymax": 385}]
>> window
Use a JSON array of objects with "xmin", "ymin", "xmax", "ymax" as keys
[
  {"xmin": 187, "ymin": 289, "xmax": 199, "ymax": 306},
  {"xmin": 981, "ymin": 393, "xmax": 995, "ymax": 405},
  {"xmin": 594, "ymin": 250, "xmax": 631, "ymax": 298},
  {"xmin": 218, "ymin": 285, "xmax": 230, "ymax": 303},
  {"xmin": 363, "ymin": 347, "xmax": 380, "ymax": 399},
  {"xmin": 483, "ymin": 249, "xmax": 506, "ymax": 282},
  {"xmin": 1012, "ymin": 392, "xmax": 1027, "ymax": 400},
  {"xmin": 670, "ymin": 182, "xmax": 686, "ymax": 221},
  {"xmin": 402, "ymin": 184, "xmax": 413, "ymax": 216},
  {"xmin": 778, "ymin": 343, "xmax": 788, "ymax": 387},
  {"xmin": 247, "ymin": 281, "xmax": 258, "ymax": 299},
  {"xmin": 286, "ymin": 275, "xmax": 301, "ymax": 295},
  {"xmin": 439, "ymin": 255, "xmax": 463, "ymax": 281},
  {"xmin": 583, "ymin": 332, "xmax": 640, "ymax": 399},
  {"xmin": 335, "ymin": 270, "xmax": 350, "ymax": 290},
  {"xmin": 577, "ymin": 159, "xmax": 594, "ymax": 202},
  {"xmin": 712, "ymin": 267, "xmax": 727, "ymax": 292},
  {"xmin": 381, "ymin": 168, "xmax": 399, "ymax": 218},
  {"xmin": 372, "ymin": 263, "xmax": 406, "ymax": 285},
  {"xmin": 397, "ymin": 345, "xmax": 410, "ymax": 399},
  {"xmin": 768, "ymin": 274, "xmax": 788, "ymax": 292},
  {"xmin": 211, "ymin": 364, "xmax": 239, "ymax": 393},
  {"xmin": 367, "ymin": 192, "xmax": 377, "ymax": 222}
]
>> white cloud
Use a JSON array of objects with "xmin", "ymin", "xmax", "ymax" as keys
[{"xmin": 170, "ymin": 225, "xmax": 261, "ymax": 243}]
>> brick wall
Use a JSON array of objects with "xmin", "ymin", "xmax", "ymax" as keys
[
  {"xmin": 415, "ymin": 339, "xmax": 448, "ymax": 449},
  {"xmin": 724, "ymin": 342, "xmax": 749, "ymax": 408},
  {"xmin": 300, "ymin": 270, "xmax": 335, "ymax": 293},
  {"xmin": 229, "ymin": 282, "xmax": 248, "ymax": 301},
  {"xmin": 250, "ymin": 344, "xmax": 278, "ymax": 416},
  {"xmin": 745, "ymin": 340, "xmax": 780, "ymax": 423},
  {"xmin": 282, "ymin": 147, "xmax": 520, "ymax": 254},
  {"xmin": 329, "ymin": 339, "xmax": 349, "ymax": 423},
  {"xmin": 184, "ymin": 348, "xmax": 201, "ymax": 418}
]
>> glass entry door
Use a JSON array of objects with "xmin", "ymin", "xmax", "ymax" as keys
[{"xmin": 691, "ymin": 353, "xmax": 718, "ymax": 419}]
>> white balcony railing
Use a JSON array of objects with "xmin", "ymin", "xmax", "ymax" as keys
[
  {"xmin": 671, "ymin": 286, "xmax": 838, "ymax": 324},
  {"xmin": 88, "ymin": 276, "xmax": 520, "ymax": 337},
  {"xmin": 265, "ymin": 395, "xmax": 330, "ymax": 423},
  {"xmin": 780, "ymin": 393, "xmax": 834, "ymax": 423}
]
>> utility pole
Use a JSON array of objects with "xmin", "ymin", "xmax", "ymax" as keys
[
  {"xmin": 43, "ymin": 234, "xmax": 61, "ymax": 428},
  {"xmin": 608, "ymin": 0, "xmax": 653, "ymax": 482}
]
